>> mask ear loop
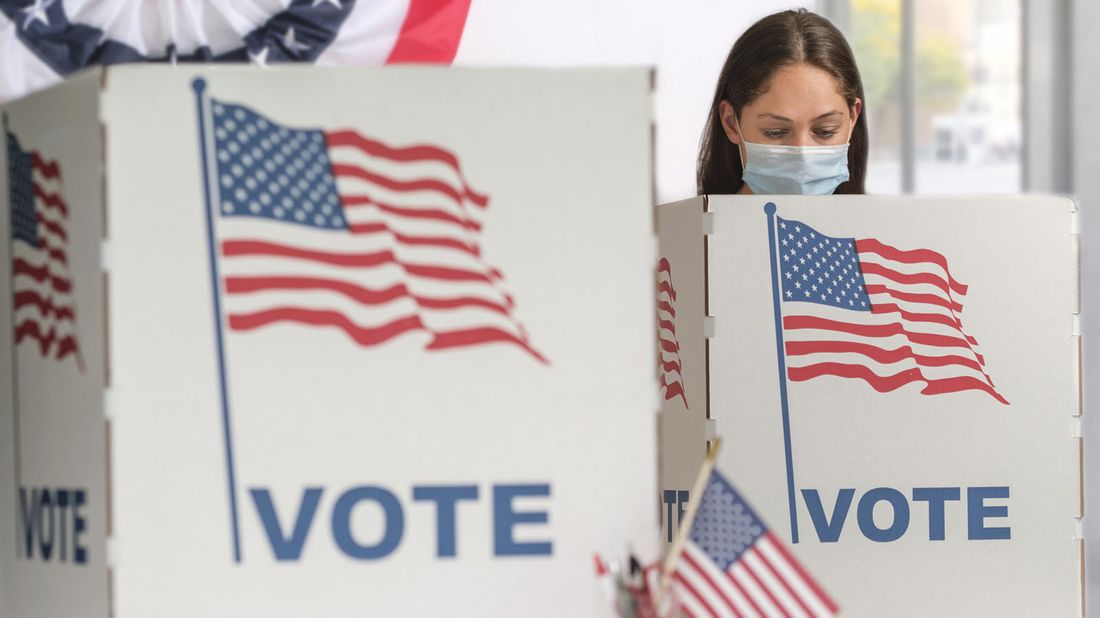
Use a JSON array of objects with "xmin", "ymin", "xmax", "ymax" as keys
[{"xmin": 731, "ymin": 110, "xmax": 747, "ymax": 165}]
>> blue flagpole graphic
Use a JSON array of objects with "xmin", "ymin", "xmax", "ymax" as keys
[
  {"xmin": 192, "ymin": 78, "xmax": 243, "ymax": 563},
  {"xmin": 4, "ymin": 112, "xmax": 24, "ymax": 558},
  {"xmin": 764, "ymin": 202, "xmax": 799, "ymax": 543}
]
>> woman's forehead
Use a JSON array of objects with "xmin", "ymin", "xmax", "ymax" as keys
[{"xmin": 747, "ymin": 63, "xmax": 849, "ymax": 119}]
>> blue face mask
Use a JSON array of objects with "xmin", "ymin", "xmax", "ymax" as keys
[{"xmin": 735, "ymin": 117, "xmax": 852, "ymax": 195}]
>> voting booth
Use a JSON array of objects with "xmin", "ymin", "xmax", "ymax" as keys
[
  {"xmin": 658, "ymin": 194, "xmax": 1082, "ymax": 616},
  {"xmin": 0, "ymin": 66, "xmax": 659, "ymax": 617}
]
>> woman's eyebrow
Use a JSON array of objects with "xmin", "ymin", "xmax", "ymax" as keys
[{"xmin": 756, "ymin": 111, "xmax": 844, "ymax": 122}]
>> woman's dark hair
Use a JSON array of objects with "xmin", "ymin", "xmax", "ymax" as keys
[{"xmin": 697, "ymin": 9, "xmax": 867, "ymax": 195}]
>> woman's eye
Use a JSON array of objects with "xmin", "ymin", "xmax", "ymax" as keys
[
  {"xmin": 762, "ymin": 129, "xmax": 788, "ymax": 139},
  {"xmin": 814, "ymin": 128, "xmax": 840, "ymax": 138}
]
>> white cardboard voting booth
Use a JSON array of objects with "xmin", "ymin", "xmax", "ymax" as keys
[
  {"xmin": 0, "ymin": 66, "xmax": 659, "ymax": 617},
  {"xmin": 658, "ymin": 194, "xmax": 1082, "ymax": 616}
]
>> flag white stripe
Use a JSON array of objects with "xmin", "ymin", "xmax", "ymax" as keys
[
  {"xmin": 756, "ymin": 537, "xmax": 832, "ymax": 618},
  {"xmin": 729, "ymin": 562, "xmax": 785, "ymax": 617},
  {"xmin": 220, "ymin": 259, "xmax": 515, "ymax": 312},
  {"xmin": 219, "ymin": 218, "xmax": 489, "ymax": 273},
  {"xmin": 225, "ymin": 288, "xmax": 524, "ymax": 335},
  {"xmin": 673, "ymin": 578, "xmax": 718, "ymax": 618},
  {"xmin": 743, "ymin": 548, "xmax": 809, "ymax": 618},
  {"xmin": 685, "ymin": 543, "xmax": 760, "ymax": 617},
  {"xmin": 678, "ymin": 555, "xmax": 737, "ymax": 617}
]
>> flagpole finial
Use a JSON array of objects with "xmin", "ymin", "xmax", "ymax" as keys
[
  {"xmin": 191, "ymin": 77, "xmax": 207, "ymax": 94},
  {"xmin": 764, "ymin": 202, "xmax": 776, "ymax": 215}
]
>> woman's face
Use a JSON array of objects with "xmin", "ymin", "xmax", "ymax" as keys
[{"xmin": 719, "ymin": 62, "xmax": 861, "ymax": 150}]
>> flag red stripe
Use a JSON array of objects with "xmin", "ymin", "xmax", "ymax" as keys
[
  {"xmin": 871, "ymin": 303, "xmax": 978, "ymax": 345},
  {"xmin": 33, "ymin": 185, "xmax": 69, "ymax": 218},
  {"xmin": 659, "ymin": 317, "xmax": 677, "ymax": 335},
  {"xmin": 658, "ymin": 299, "xmax": 677, "ymax": 319},
  {"xmin": 764, "ymin": 532, "xmax": 839, "ymax": 614},
  {"xmin": 13, "ymin": 257, "xmax": 72, "ymax": 293},
  {"xmin": 856, "ymin": 238, "xmax": 967, "ymax": 295},
  {"xmin": 788, "ymin": 362, "xmax": 1008, "ymax": 404},
  {"xmin": 404, "ymin": 261, "xmax": 495, "ymax": 283},
  {"xmin": 427, "ymin": 326, "xmax": 547, "ymax": 364},
  {"xmin": 662, "ymin": 380, "xmax": 687, "ymax": 405},
  {"xmin": 341, "ymin": 195, "xmax": 482, "ymax": 232},
  {"xmin": 221, "ymin": 240, "xmax": 496, "ymax": 283},
  {"xmin": 14, "ymin": 320, "xmax": 78, "ymax": 359},
  {"xmin": 385, "ymin": 0, "xmax": 471, "ymax": 64},
  {"xmin": 39, "ymin": 239, "xmax": 68, "ymax": 265},
  {"xmin": 30, "ymin": 152, "xmax": 61, "ymax": 179},
  {"xmin": 229, "ymin": 308, "xmax": 424, "ymax": 346},
  {"xmin": 721, "ymin": 571, "xmax": 764, "ymax": 618},
  {"xmin": 921, "ymin": 376, "xmax": 1009, "ymax": 403},
  {"xmin": 348, "ymin": 221, "xmax": 480, "ymax": 256},
  {"xmin": 660, "ymin": 337, "xmax": 681, "ymax": 354},
  {"xmin": 785, "ymin": 340, "xmax": 986, "ymax": 375},
  {"xmin": 659, "ymin": 279, "xmax": 677, "ymax": 302},
  {"xmin": 658, "ymin": 257, "xmax": 672, "ymax": 274},
  {"xmin": 864, "ymin": 284, "xmax": 963, "ymax": 313},
  {"xmin": 737, "ymin": 560, "xmax": 788, "ymax": 617},
  {"xmin": 752, "ymin": 546, "xmax": 815, "ymax": 618},
  {"xmin": 224, "ymin": 276, "xmax": 512, "ymax": 315},
  {"xmin": 331, "ymin": 162, "xmax": 474, "ymax": 211},
  {"xmin": 326, "ymin": 130, "xmax": 488, "ymax": 207},
  {"xmin": 681, "ymin": 552, "xmax": 744, "ymax": 616},
  {"xmin": 860, "ymin": 262, "xmax": 957, "ymax": 302},
  {"xmin": 36, "ymin": 212, "xmax": 68, "ymax": 242},
  {"xmin": 223, "ymin": 240, "xmax": 391, "ymax": 267},
  {"xmin": 660, "ymin": 357, "xmax": 682, "ymax": 374},
  {"xmin": 783, "ymin": 315, "xmax": 982, "ymax": 358},
  {"xmin": 14, "ymin": 290, "xmax": 75, "ymax": 322},
  {"xmin": 672, "ymin": 571, "xmax": 720, "ymax": 618},
  {"xmin": 54, "ymin": 334, "xmax": 79, "ymax": 361}
]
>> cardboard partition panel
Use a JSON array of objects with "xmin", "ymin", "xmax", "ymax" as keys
[
  {"xmin": 658, "ymin": 194, "xmax": 1082, "ymax": 617},
  {"xmin": 1, "ymin": 66, "xmax": 658, "ymax": 617}
]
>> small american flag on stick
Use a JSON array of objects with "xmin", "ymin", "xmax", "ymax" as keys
[
  {"xmin": 671, "ymin": 468, "xmax": 838, "ymax": 618},
  {"xmin": 207, "ymin": 100, "xmax": 544, "ymax": 362},
  {"xmin": 7, "ymin": 131, "xmax": 83, "ymax": 369},
  {"xmin": 776, "ymin": 215, "xmax": 1006, "ymax": 404},
  {"xmin": 657, "ymin": 257, "xmax": 687, "ymax": 407}
]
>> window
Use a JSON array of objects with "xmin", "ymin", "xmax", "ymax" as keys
[{"xmin": 840, "ymin": 0, "xmax": 1022, "ymax": 193}]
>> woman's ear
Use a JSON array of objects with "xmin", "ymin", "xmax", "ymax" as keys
[
  {"xmin": 850, "ymin": 97, "xmax": 863, "ymax": 129},
  {"xmin": 719, "ymin": 100, "xmax": 741, "ymax": 145}
]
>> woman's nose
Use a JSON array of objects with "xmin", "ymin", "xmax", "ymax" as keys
[{"xmin": 791, "ymin": 131, "xmax": 817, "ymax": 147}]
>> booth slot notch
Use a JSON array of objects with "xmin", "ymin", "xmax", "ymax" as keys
[
  {"xmin": 705, "ymin": 419, "xmax": 717, "ymax": 441},
  {"xmin": 105, "ymin": 535, "xmax": 118, "ymax": 568},
  {"xmin": 100, "ymin": 240, "xmax": 113, "ymax": 272},
  {"xmin": 702, "ymin": 211, "xmax": 714, "ymax": 236},
  {"xmin": 103, "ymin": 388, "xmax": 115, "ymax": 420}
]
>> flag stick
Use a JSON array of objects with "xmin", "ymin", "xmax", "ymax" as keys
[
  {"xmin": 657, "ymin": 437, "xmax": 722, "ymax": 604},
  {"xmin": 764, "ymin": 202, "xmax": 800, "ymax": 543},
  {"xmin": 3, "ymin": 112, "xmax": 25, "ymax": 558},
  {"xmin": 192, "ymin": 78, "xmax": 243, "ymax": 563}
]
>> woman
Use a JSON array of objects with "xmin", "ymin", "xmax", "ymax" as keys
[{"xmin": 698, "ymin": 9, "xmax": 868, "ymax": 195}]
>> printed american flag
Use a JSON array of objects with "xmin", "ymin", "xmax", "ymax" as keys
[
  {"xmin": 657, "ymin": 257, "xmax": 687, "ymax": 407},
  {"xmin": 207, "ymin": 100, "xmax": 545, "ymax": 362},
  {"xmin": 776, "ymin": 216, "xmax": 1007, "ymax": 404},
  {"xmin": 7, "ymin": 131, "xmax": 82, "ymax": 368},
  {"xmin": 672, "ymin": 469, "xmax": 838, "ymax": 618}
]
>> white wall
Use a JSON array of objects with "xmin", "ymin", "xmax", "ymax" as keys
[{"xmin": 454, "ymin": 0, "xmax": 809, "ymax": 203}]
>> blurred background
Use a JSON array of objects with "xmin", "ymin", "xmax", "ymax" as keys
[{"xmin": 2, "ymin": 0, "xmax": 1097, "ymax": 609}]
